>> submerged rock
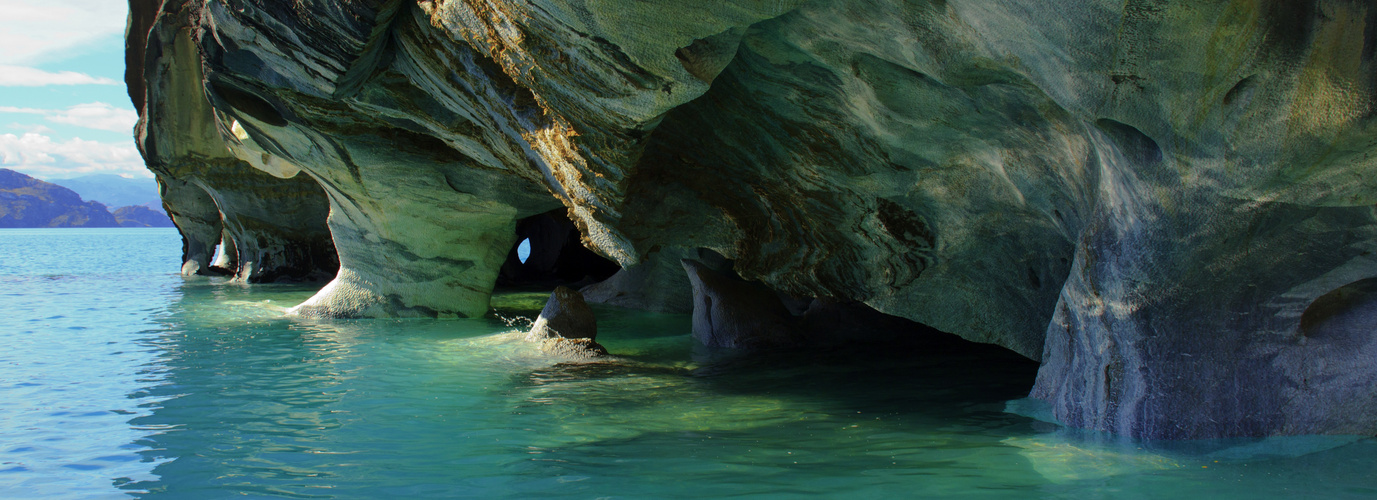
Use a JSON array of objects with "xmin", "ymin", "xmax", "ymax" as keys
[
  {"xmin": 538, "ymin": 338, "xmax": 610, "ymax": 363},
  {"xmin": 128, "ymin": 0, "xmax": 1377, "ymax": 438}
]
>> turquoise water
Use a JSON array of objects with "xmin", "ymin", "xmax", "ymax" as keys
[{"xmin": 2, "ymin": 228, "xmax": 1376, "ymax": 499}]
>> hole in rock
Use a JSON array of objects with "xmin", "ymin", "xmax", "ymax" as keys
[
  {"xmin": 1300, "ymin": 277, "xmax": 1377, "ymax": 345},
  {"xmin": 1094, "ymin": 118, "xmax": 1162, "ymax": 164},
  {"xmin": 1223, "ymin": 75, "xmax": 1258, "ymax": 106},
  {"xmin": 499, "ymin": 242, "xmax": 1039, "ymax": 423},
  {"xmin": 206, "ymin": 236, "xmax": 237, "ymax": 277},
  {"xmin": 210, "ymin": 82, "xmax": 287, "ymax": 127},
  {"xmin": 496, "ymin": 209, "xmax": 620, "ymax": 289}
]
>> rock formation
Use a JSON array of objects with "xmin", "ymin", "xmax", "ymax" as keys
[
  {"xmin": 682, "ymin": 258, "xmax": 799, "ymax": 349},
  {"xmin": 527, "ymin": 286, "xmax": 599, "ymax": 341},
  {"xmin": 127, "ymin": 0, "xmax": 337, "ymax": 283},
  {"xmin": 683, "ymin": 258, "xmax": 940, "ymax": 349},
  {"xmin": 128, "ymin": 0, "xmax": 1377, "ymax": 439},
  {"xmin": 497, "ymin": 209, "xmax": 620, "ymax": 287},
  {"xmin": 580, "ymin": 247, "xmax": 731, "ymax": 313},
  {"xmin": 527, "ymin": 286, "xmax": 608, "ymax": 360}
]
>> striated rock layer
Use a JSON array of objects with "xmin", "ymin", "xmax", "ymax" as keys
[
  {"xmin": 127, "ymin": 0, "xmax": 337, "ymax": 282},
  {"xmin": 128, "ymin": 0, "xmax": 1377, "ymax": 439}
]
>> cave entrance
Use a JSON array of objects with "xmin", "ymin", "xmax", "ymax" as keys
[{"xmin": 495, "ymin": 208, "xmax": 620, "ymax": 289}]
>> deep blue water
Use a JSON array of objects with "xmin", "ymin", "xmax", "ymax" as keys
[{"xmin": 2, "ymin": 228, "xmax": 1376, "ymax": 498}]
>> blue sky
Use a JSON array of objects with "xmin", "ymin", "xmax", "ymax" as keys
[{"xmin": 0, "ymin": 0, "xmax": 147, "ymax": 180}]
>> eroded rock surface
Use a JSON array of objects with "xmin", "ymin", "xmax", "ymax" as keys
[
  {"xmin": 128, "ymin": 0, "xmax": 336, "ymax": 283},
  {"xmin": 580, "ymin": 247, "xmax": 728, "ymax": 313},
  {"xmin": 129, "ymin": 0, "xmax": 1377, "ymax": 438},
  {"xmin": 498, "ymin": 209, "xmax": 620, "ymax": 287}
]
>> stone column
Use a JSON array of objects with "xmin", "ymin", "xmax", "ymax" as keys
[
  {"xmin": 279, "ymin": 139, "xmax": 520, "ymax": 318},
  {"xmin": 157, "ymin": 176, "xmax": 222, "ymax": 277},
  {"xmin": 1031, "ymin": 141, "xmax": 1377, "ymax": 438},
  {"xmin": 288, "ymin": 192, "xmax": 516, "ymax": 318}
]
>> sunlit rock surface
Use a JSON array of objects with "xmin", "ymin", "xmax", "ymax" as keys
[{"xmin": 128, "ymin": 0, "xmax": 1377, "ymax": 439}]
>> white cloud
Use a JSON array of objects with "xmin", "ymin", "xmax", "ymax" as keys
[
  {"xmin": 0, "ymin": 107, "xmax": 46, "ymax": 115},
  {"xmin": 0, "ymin": 102, "xmax": 138, "ymax": 134},
  {"xmin": 0, "ymin": 132, "xmax": 149, "ymax": 179},
  {"xmin": 0, "ymin": 65, "xmax": 121, "ymax": 86},
  {"xmin": 46, "ymin": 103, "xmax": 139, "ymax": 133},
  {"xmin": 0, "ymin": 0, "xmax": 128, "ymax": 65},
  {"xmin": 6, "ymin": 123, "xmax": 55, "ymax": 135}
]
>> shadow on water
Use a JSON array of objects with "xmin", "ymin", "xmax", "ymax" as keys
[
  {"xmin": 497, "ymin": 325, "xmax": 1055, "ymax": 497},
  {"xmin": 117, "ymin": 283, "xmax": 1377, "ymax": 499}
]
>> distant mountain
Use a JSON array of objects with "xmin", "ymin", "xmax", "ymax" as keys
[
  {"xmin": 51, "ymin": 174, "xmax": 162, "ymax": 211},
  {"xmin": 0, "ymin": 169, "xmax": 123, "ymax": 228},
  {"xmin": 113, "ymin": 205, "xmax": 175, "ymax": 227}
]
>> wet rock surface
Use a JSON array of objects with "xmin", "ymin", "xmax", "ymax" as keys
[
  {"xmin": 527, "ymin": 286, "xmax": 599, "ymax": 342},
  {"xmin": 538, "ymin": 338, "xmax": 611, "ymax": 363},
  {"xmin": 128, "ymin": 0, "xmax": 1377, "ymax": 438},
  {"xmin": 526, "ymin": 286, "xmax": 607, "ymax": 360}
]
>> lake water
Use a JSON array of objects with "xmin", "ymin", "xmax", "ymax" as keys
[{"xmin": 2, "ymin": 228, "xmax": 1375, "ymax": 498}]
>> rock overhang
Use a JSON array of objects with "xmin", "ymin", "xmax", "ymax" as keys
[{"xmin": 128, "ymin": 0, "xmax": 1377, "ymax": 439}]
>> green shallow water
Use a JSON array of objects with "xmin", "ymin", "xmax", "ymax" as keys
[{"xmin": 2, "ymin": 228, "xmax": 1375, "ymax": 498}]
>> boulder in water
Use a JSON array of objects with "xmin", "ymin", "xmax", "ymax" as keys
[
  {"xmin": 527, "ymin": 286, "xmax": 599, "ymax": 341},
  {"xmin": 527, "ymin": 286, "xmax": 607, "ymax": 360}
]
